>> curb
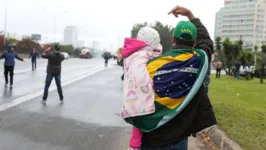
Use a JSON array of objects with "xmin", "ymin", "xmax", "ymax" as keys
[{"xmin": 200, "ymin": 125, "xmax": 244, "ymax": 150}]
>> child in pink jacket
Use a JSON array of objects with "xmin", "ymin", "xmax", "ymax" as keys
[{"xmin": 121, "ymin": 26, "xmax": 162, "ymax": 150}]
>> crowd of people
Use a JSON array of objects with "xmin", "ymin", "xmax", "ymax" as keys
[
  {"xmin": 214, "ymin": 59, "xmax": 255, "ymax": 80},
  {"xmin": 120, "ymin": 5, "xmax": 216, "ymax": 150},
  {"xmin": 0, "ymin": 44, "xmax": 65, "ymax": 104}
]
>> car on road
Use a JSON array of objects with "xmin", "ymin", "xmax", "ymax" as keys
[{"xmin": 61, "ymin": 52, "xmax": 70, "ymax": 59}]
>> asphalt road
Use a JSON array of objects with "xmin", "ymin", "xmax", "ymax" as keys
[{"xmin": 0, "ymin": 58, "xmax": 208, "ymax": 150}]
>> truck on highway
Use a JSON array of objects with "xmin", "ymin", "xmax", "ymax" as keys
[{"xmin": 79, "ymin": 48, "xmax": 92, "ymax": 59}]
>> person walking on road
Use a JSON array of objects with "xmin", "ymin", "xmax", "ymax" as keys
[
  {"xmin": 41, "ymin": 44, "xmax": 65, "ymax": 104},
  {"xmin": 29, "ymin": 48, "xmax": 39, "ymax": 71},
  {"xmin": 216, "ymin": 60, "xmax": 222, "ymax": 78},
  {"xmin": 103, "ymin": 52, "xmax": 111, "ymax": 67},
  {"xmin": 0, "ymin": 44, "xmax": 26, "ymax": 89},
  {"xmin": 131, "ymin": 6, "xmax": 216, "ymax": 150}
]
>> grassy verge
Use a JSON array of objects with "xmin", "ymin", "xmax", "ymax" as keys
[{"xmin": 209, "ymin": 75, "xmax": 266, "ymax": 150}]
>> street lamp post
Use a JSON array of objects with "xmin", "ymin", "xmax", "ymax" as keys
[
  {"xmin": 3, "ymin": 0, "xmax": 8, "ymax": 47},
  {"xmin": 54, "ymin": 16, "xmax": 56, "ymax": 43},
  {"xmin": 43, "ymin": 10, "xmax": 67, "ymax": 43}
]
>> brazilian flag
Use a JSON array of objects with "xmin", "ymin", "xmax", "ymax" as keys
[{"xmin": 125, "ymin": 48, "xmax": 208, "ymax": 132}]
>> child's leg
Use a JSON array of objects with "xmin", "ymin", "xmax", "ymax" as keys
[{"xmin": 129, "ymin": 127, "xmax": 143, "ymax": 148}]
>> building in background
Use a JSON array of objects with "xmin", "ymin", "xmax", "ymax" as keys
[
  {"xmin": 77, "ymin": 40, "xmax": 85, "ymax": 48},
  {"xmin": 64, "ymin": 26, "xmax": 78, "ymax": 47},
  {"xmin": 92, "ymin": 41, "xmax": 101, "ymax": 51},
  {"xmin": 215, "ymin": 0, "xmax": 266, "ymax": 51}
]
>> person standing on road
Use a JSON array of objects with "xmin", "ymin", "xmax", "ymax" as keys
[
  {"xmin": 41, "ymin": 44, "xmax": 65, "ymax": 104},
  {"xmin": 216, "ymin": 60, "xmax": 222, "ymax": 78},
  {"xmin": 0, "ymin": 44, "xmax": 25, "ymax": 89},
  {"xmin": 135, "ymin": 6, "xmax": 216, "ymax": 150},
  {"xmin": 103, "ymin": 52, "xmax": 111, "ymax": 67},
  {"xmin": 29, "ymin": 48, "xmax": 39, "ymax": 71}
]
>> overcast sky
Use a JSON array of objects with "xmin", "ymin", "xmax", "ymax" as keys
[{"xmin": 0, "ymin": 0, "xmax": 224, "ymax": 48}]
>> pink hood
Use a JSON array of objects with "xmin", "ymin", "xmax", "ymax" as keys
[{"xmin": 122, "ymin": 38, "xmax": 148, "ymax": 58}]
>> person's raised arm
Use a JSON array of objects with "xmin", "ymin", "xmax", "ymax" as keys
[
  {"xmin": 168, "ymin": 6, "xmax": 214, "ymax": 63},
  {"xmin": 42, "ymin": 47, "xmax": 51, "ymax": 59}
]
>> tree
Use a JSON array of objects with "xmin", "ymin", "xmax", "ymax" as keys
[
  {"xmin": 254, "ymin": 45, "xmax": 258, "ymax": 53},
  {"xmin": 73, "ymin": 48, "xmax": 81, "ymax": 57},
  {"xmin": 261, "ymin": 45, "xmax": 266, "ymax": 54},
  {"xmin": 130, "ymin": 21, "xmax": 174, "ymax": 53},
  {"xmin": 0, "ymin": 34, "xmax": 18, "ymax": 52},
  {"xmin": 234, "ymin": 40, "xmax": 243, "ymax": 59},
  {"xmin": 60, "ymin": 45, "xmax": 74, "ymax": 55},
  {"xmin": 215, "ymin": 37, "xmax": 222, "ymax": 52},
  {"xmin": 222, "ymin": 37, "xmax": 236, "ymax": 74},
  {"xmin": 131, "ymin": 22, "xmax": 147, "ymax": 39},
  {"xmin": 238, "ymin": 51, "xmax": 253, "ymax": 66},
  {"xmin": 16, "ymin": 37, "xmax": 42, "ymax": 53},
  {"xmin": 215, "ymin": 36, "xmax": 224, "ymax": 62}
]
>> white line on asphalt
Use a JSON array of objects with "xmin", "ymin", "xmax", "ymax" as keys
[{"xmin": 0, "ymin": 66, "xmax": 113, "ymax": 112}]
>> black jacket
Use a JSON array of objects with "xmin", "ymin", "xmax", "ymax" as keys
[
  {"xmin": 141, "ymin": 18, "xmax": 216, "ymax": 148},
  {"xmin": 42, "ymin": 51, "xmax": 65, "ymax": 75},
  {"xmin": 29, "ymin": 51, "xmax": 39, "ymax": 61}
]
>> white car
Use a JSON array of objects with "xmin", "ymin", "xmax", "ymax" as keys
[{"xmin": 61, "ymin": 52, "xmax": 70, "ymax": 59}]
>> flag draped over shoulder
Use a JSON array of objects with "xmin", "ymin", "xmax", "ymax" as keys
[{"xmin": 125, "ymin": 49, "xmax": 208, "ymax": 132}]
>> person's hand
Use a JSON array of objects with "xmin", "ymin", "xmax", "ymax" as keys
[
  {"xmin": 44, "ymin": 47, "xmax": 52, "ymax": 53},
  {"xmin": 168, "ymin": 6, "xmax": 195, "ymax": 21},
  {"xmin": 23, "ymin": 59, "xmax": 28, "ymax": 63}
]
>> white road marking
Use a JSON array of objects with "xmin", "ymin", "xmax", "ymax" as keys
[{"xmin": 0, "ymin": 66, "xmax": 113, "ymax": 112}]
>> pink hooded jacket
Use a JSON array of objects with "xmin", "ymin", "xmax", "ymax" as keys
[
  {"xmin": 121, "ymin": 37, "xmax": 156, "ymax": 119},
  {"xmin": 121, "ymin": 27, "xmax": 162, "ymax": 149}
]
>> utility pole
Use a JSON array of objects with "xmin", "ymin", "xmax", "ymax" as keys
[{"xmin": 3, "ymin": 0, "xmax": 8, "ymax": 47}]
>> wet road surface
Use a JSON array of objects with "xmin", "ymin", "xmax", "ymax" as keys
[{"xmin": 0, "ymin": 58, "xmax": 208, "ymax": 150}]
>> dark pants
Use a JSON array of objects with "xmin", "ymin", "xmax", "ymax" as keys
[
  {"xmin": 43, "ymin": 73, "xmax": 63, "ymax": 100},
  {"xmin": 216, "ymin": 68, "xmax": 221, "ymax": 78},
  {"xmin": 235, "ymin": 70, "xmax": 240, "ymax": 79},
  {"xmin": 4, "ymin": 65, "xmax": 14, "ymax": 85},
  {"xmin": 121, "ymin": 74, "xmax": 124, "ymax": 81},
  {"xmin": 32, "ymin": 59, "xmax": 37, "ymax": 70},
  {"xmin": 141, "ymin": 138, "xmax": 188, "ymax": 150},
  {"xmin": 105, "ymin": 60, "xmax": 108, "ymax": 67}
]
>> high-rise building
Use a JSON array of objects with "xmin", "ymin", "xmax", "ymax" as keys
[
  {"xmin": 215, "ymin": 0, "xmax": 266, "ymax": 50},
  {"xmin": 77, "ymin": 40, "xmax": 85, "ymax": 48},
  {"xmin": 63, "ymin": 26, "xmax": 78, "ymax": 47}
]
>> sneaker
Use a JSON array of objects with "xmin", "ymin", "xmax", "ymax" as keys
[
  {"xmin": 5, "ymin": 83, "xmax": 8, "ymax": 87},
  {"xmin": 10, "ymin": 84, "xmax": 13, "ymax": 89},
  {"xmin": 42, "ymin": 100, "xmax": 46, "ymax": 104}
]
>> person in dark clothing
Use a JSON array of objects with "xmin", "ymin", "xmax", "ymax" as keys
[
  {"xmin": 41, "ymin": 44, "xmax": 65, "ymax": 104},
  {"xmin": 216, "ymin": 61, "xmax": 223, "ymax": 78},
  {"xmin": 235, "ymin": 61, "xmax": 241, "ymax": 79},
  {"xmin": 0, "ymin": 44, "xmax": 25, "ymax": 89},
  {"xmin": 140, "ymin": 6, "xmax": 216, "ymax": 150},
  {"xmin": 29, "ymin": 48, "xmax": 39, "ymax": 71}
]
